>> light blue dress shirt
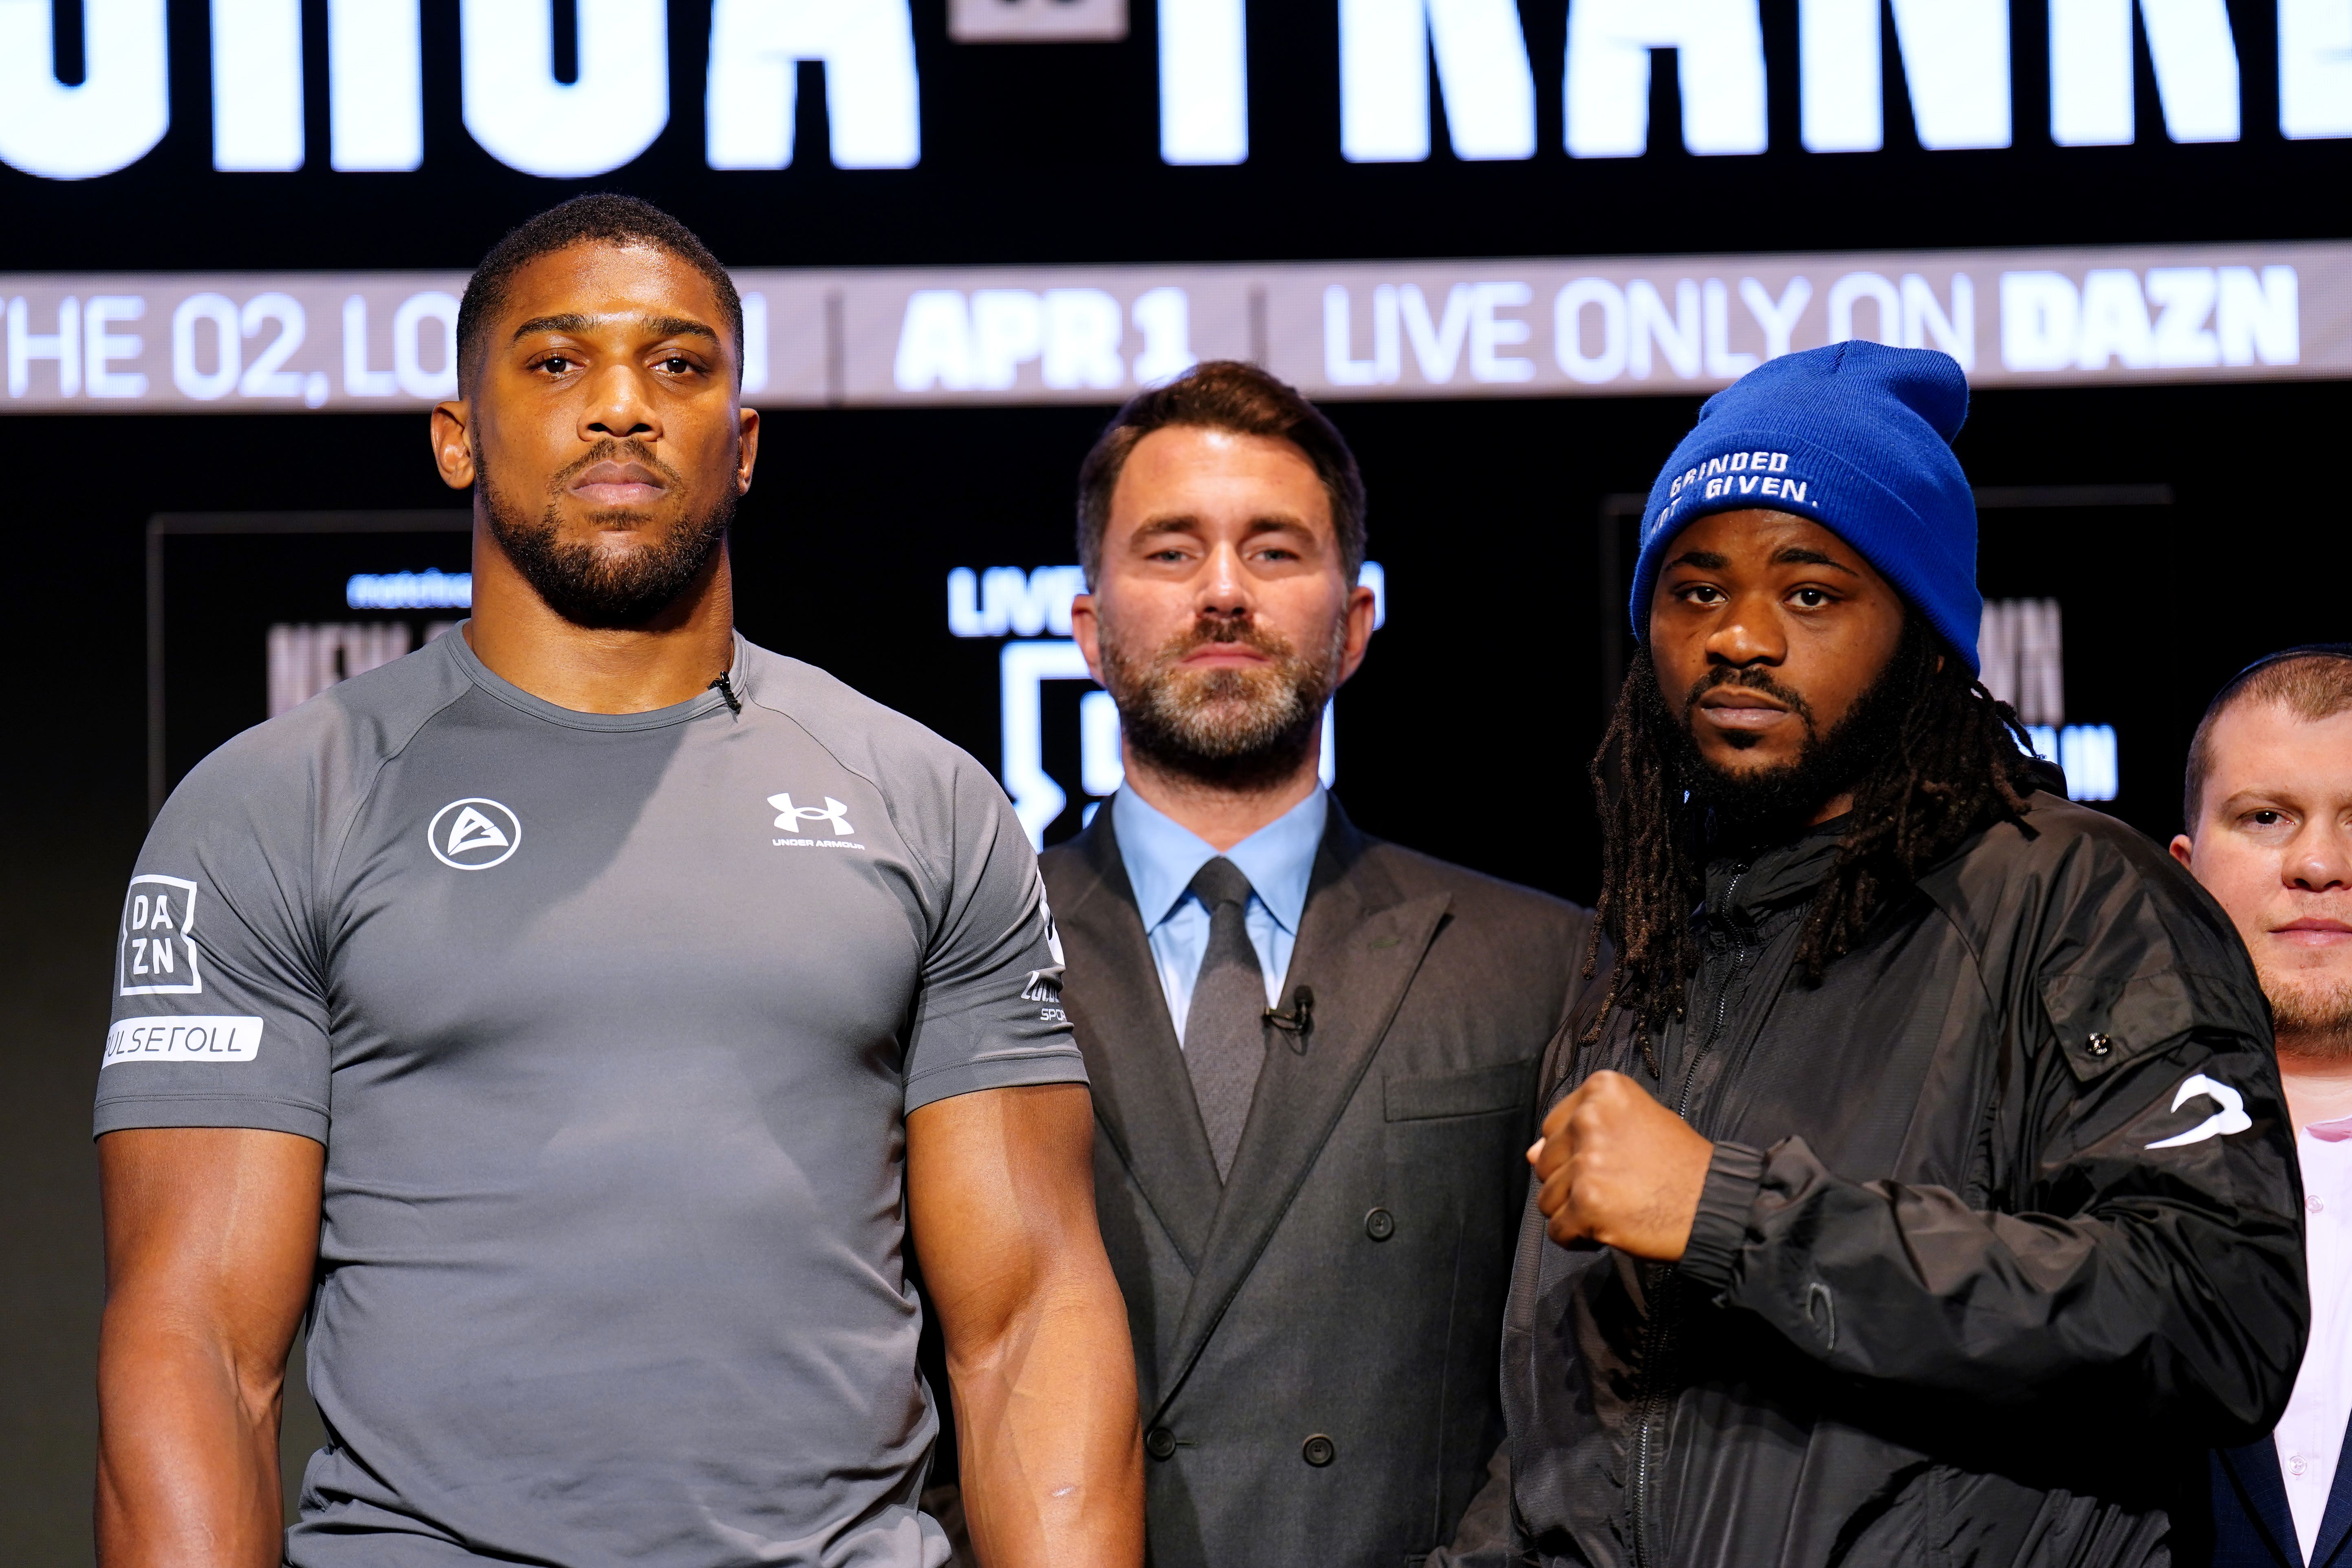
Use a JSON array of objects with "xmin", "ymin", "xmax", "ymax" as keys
[{"xmin": 1111, "ymin": 786, "xmax": 1327, "ymax": 1043}]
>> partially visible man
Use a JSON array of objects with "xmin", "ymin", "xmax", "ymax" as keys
[
  {"xmin": 2175, "ymin": 647, "xmax": 2352, "ymax": 1568},
  {"xmin": 95, "ymin": 195, "xmax": 1140, "ymax": 1568},
  {"xmin": 1041, "ymin": 361, "xmax": 1593, "ymax": 1567},
  {"xmin": 1449, "ymin": 341, "xmax": 2305, "ymax": 1567}
]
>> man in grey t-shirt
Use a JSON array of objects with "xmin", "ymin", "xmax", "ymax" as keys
[{"xmin": 95, "ymin": 196, "xmax": 1143, "ymax": 1568}]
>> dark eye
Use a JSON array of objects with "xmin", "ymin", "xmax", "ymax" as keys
[
  {"xmin": 1792, "ymin": 588, "xmax": 1831, "ymax": 608},
  {"xmin": 661, "ymin": 356, "xmax": 694, "ymax": 374},
  {"xmin": 2250, "ymin": 809, "xmax": 2286, "ymax": 827},
  {"xmin": 540, "ymin": 355, "xmax": 573, "ymax": 375},
  {"xmin": 1683, "ymin": 584, "xmax": 1724, "ymax": 605}
]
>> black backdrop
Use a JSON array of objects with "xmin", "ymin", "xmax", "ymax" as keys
[
  {"xmin": 8, "ymin": 0, "xmax": 2350, "ymax": 271},
  {"xmin": 8, "ymin": 0, "xmax": 2352, "ymax": 1559},
  {"xmin": 11, "ymin": 374, "xmax": 2352, "ymax": 1568}
]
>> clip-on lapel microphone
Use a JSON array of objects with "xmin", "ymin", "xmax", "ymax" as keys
[{"xmin": 1263, "ymin": 986, "xmax": 1314, "ymax": 1053}]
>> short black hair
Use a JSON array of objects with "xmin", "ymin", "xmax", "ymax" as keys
[
  {"xmin": 1075, "ymin": 360, "xmax": 1367, "ymax": 586},
  {"xmin": 456, "ymin": 194, "xmax": 742, "ymax": 392}
]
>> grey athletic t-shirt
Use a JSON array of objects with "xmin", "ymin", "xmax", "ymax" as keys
[{"xmin": 96, "ymin": 630, "xmax": 1084, "ymax": 1568}]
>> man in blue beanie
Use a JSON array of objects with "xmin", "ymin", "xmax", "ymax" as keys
[{"xmin": 1434, "ymin": 342, "xmax": 2306, "ymax": 1567}]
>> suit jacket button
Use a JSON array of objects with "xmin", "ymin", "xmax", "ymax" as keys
[
  {"xmin": 1145, "ymin": 1426, "xmax": 1178, "ymax": 1460},
  {"xmin": 1365, "ymin": 1207, "xmax": 1396, "ymax": 1241},
  {"xmin": 1302, "ymin": 1434, "xmax": 1336, "ymax": 1467}
]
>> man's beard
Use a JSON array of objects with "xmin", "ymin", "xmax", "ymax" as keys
[
  {"xmin": 1098, "ymin": 611, "xmax": 1346, "ymax": 791},
  {"xmin": 2262, "ymin": 968, "xmax": 2352, "ymax": 1060},
  {"xmin": 482, "ymin": 440, "xmax": 732, "ymax": 629},
  {"xmin": 1660, "ymin": 634, "xmax": 1920, "ymax": 844}
]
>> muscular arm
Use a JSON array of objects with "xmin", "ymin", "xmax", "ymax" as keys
[
  {"xmin": 97, "ymin": 1128, "xmax": 324, "ymax": 1568},
  {"xmin": 907, "ymin": 1084, "xmax": 1142, "ymax": 1568}
]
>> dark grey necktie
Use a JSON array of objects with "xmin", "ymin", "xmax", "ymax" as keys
[{"xmin": 1183, "ymin": 857, "xmax": 1267, "ymax": 1183}]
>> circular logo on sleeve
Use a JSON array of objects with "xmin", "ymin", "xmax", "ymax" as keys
[{"xmin": 427, "ymin": 798, "xmax": 522, "ymax": 870}]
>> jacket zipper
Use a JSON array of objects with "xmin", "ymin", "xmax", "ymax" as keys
[{"xmin": 1631, "ymin": 867, "xmax": 1748, "ymax": 1568}]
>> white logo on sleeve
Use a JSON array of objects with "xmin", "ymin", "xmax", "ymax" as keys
[
  {"xmin": 1039, "ymin": 876, "xmax": 1065, "ymax": 966},
  {"xmin": 2145, "ymin": 1072, "xmax": 2254, "ymax": 1149},
  {"xmin": 120, "ymin": 874, "xmax": 204, "ymax": 996},
  {"xmin": 1024, "ymin": 876, "xmax": 1068, "ymax": 1013},
  {"xmin": 428, "ymin": 798, "xmax": 521, "ymax": 869},
  {"xmin": 102, "ymin": 1015, "xmax": 264, "ymax": 1066},
  {"xmin": 769, "ymin": 792, "xmax": 863, "ymax": 848}
]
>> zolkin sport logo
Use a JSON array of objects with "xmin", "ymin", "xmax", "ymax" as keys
[
  {"xmin": 1025, "ymin": 876, "xmax": 1067, "ymax": 1021},
  {"xmin": 119, "ymin": 874, "xmax": 204, "ymax": 996},
  {"xmin": 770, "ymin": 792, "xmax": 864, "ymax": 849},
  {"xmin": 428, "ymin": 798, "xmax": 522, "ymax": 870}
]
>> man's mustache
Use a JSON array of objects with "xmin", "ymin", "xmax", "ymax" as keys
[
  {"xmin": 1160, "ymin": 614, "xmax": 1295, "ymax": 664},
  {"xmin": 1683, "ymin": 665, "xmax": 1819, "ymax": 733},
  {"xmin": 550, "ymin": 438, "xmax": 685, "ymax": 497}
]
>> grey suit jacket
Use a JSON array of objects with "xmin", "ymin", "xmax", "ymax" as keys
[{"xmin": 1041, "ymin": 800, "xmax": 1593, "ymax": 1568}]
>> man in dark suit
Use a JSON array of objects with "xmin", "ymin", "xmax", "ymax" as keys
[
  {"xmin": 1047, "ymin": 360, "xmax": 1592, "ymax": 1568},
  {"xmin": 2176, "ymin": 647, "xmax": 2352, "ymax": 1568}
]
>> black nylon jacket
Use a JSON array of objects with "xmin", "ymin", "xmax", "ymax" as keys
[{"xmin": 1444, "ymin": 793, "xmax": 2307, "ymax": 1568}]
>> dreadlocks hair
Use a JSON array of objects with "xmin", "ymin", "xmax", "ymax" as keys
[{"xmin": 1581, "ymin": 614, "xmax": 2040, "ymax": 1063}]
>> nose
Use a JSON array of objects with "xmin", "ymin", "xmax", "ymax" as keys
[
  {"xmin": 1196, "ymin": 540, "xmax": 1253, "ymax": 618},
  {"xmin": 1704, "ymin": 591, "xmax": 1788, "ymax": 669},
  {"xmin": 2287, "ymin": 822, "xmax": 2352, "ymax": 894},
  {"xmin": 579, "ymin": 363, "xmax": 660, "ymax": 444}
]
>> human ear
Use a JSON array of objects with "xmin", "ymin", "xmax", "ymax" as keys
[
  {"xmin": 1071, "ymin": 594, "xmax": 1105, "ymax": 685},
  {"xmin": 736, "ymin": 406, "xmax": 760, "ymax": 495},
  {"xmin": 431, "ymin": 401, "xmax": 476, "ymax": 491}
]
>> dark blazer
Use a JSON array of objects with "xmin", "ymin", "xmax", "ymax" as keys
[
  {"xmin": 1040, "ymin": 800, "xmax": 1592, "ymax": 1568},
  {"xmin": 2214, "ymin": 1427, "xmax": 2352, "ymax": 1568}
]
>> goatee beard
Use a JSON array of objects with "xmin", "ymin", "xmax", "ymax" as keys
[
  {"xmin": 1099, "ymin": 611, "xmax": 1345, "ymax": 792},
  {"xmin": 2266, "ymin": 974, "xmax": 2352, "ymax": 1061},
  {"xmin": 482, "ymin": 440, "xmax": 732, "ymax": 630},
  {"xmin": 1665, "ymin": 629, "xmax": 1922, "ymax": 846}
]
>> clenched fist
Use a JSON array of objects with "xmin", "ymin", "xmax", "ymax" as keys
[{"xmin": 1527, "ymin": 1070, "xmax": 1715, "ymax": 1261}]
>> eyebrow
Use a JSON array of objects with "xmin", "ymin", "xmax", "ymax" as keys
[
  {"xmin": 1133, "ymin": 515, "xmax": 1315, "ymax": 539},
  {"xmin": 2214, "ymin": 788, "xmax": 2323, "ymax": 816},
  {"xmin": 1131, "ymin": 517, "xmax": 1202, "ymax": 541},
  {"xmin": 511, "ymin": 312, "xmax": 719, "ymax": 344},
  {"xmin": 1665, "ymin": 549, "xmax": 1727, "ymax": 570},
  {"xmin": 1244, "ymin": 515, "xmax": 1316, "ymax": 538},
  {"xmin": 1771, "ymin": 546, "xmax": 1860, "ymax": 576}
]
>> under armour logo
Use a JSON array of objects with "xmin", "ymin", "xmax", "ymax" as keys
[
  {"xmin": 2146, "ymin": 1072, "xmax": 2253, "ymax": 1150},
  {"xmin": 770, "ymin": 793, "xmax": 853, "ymax": 837}
]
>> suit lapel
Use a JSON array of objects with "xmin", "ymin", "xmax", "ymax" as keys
[
  {"xmin": 2309, "ymin": 1410, "xmax": 2352, "ymax": 1568},
  {"xmin": 2222, "ymin": 1437, "xmax": 2306, "ymax": 1568},
  {"xmin": 1150, "ymin": 808, "xmax": 1451, "ymax": 1420},
  {"xmin": 1054, "ymin": 815, "xmax": 1224, "ymax": 1270}
]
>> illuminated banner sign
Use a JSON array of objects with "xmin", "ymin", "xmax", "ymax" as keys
[
  {"xmin": 4, "ymin": 240, "xmax": 2336, "ymax": 413},
  {"xmin": 4, "ymin": 0, "xmax": 2348, "ymax": 182}
]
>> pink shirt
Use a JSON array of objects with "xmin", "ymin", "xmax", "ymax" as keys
[{"xmin": 2277, "ymin": 1114, "xmax": 2352, "ymax": 1564}]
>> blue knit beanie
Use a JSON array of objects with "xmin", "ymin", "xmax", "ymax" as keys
[{"xmin": 1629, "ymin": 341, "xmax": 1982, "ymax": 672}]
